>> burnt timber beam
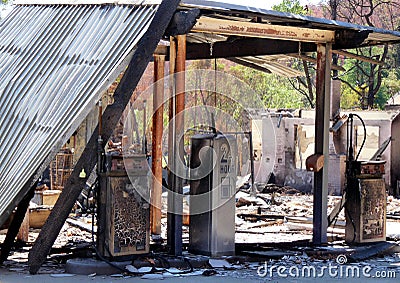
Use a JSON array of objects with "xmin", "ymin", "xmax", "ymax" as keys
[
  {"xmin": 289, "ymin": 54, "xmax": 345, "ymax": 72},
  {"xmin": 27, "ymin": 0, "xmax": 182, "ymax": 274},
  {"xmin": 164, "ymin": 9, "xmax": 200, "ymax": 36},
  {"xmin": 185, "ymin": 38, "xmax": 317, "ymax": 60},
  {"xmin": 333, "ymin": 49, "xmax": 385, "ymax": 66},
  {"xmin": 162, "ymin": 30, "xmax": 369, "ymax": 61},
  {"xmin": 193, "ymin": 17, "xmax": 335, "ymax": 43},
  {"xmin": 312, "ymin": 43, "xmax": 332, "ymax": 245},
  {"xmin": 155, "ymin": 30, "xmax": 371, "ymax": 61}
]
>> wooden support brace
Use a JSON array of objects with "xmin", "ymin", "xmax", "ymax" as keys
[
  {"xmin": 306, "ymin": 153, "xmax": 324, "ymax": 172},
  {"xmin": 27, "ymin": 0, "xmax": 182, "ymax": 274}
]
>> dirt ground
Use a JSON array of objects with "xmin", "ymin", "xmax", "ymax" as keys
[{"xmin": 1, "ymin": 192, "xmax": 400, "ymax": 282}]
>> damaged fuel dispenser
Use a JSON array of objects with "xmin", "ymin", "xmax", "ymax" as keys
[
  {"xmin": 343, "ymin": 114, "xmax": 386, "ymax": 243},
  {"xmin": 96, "ymin": 101, "xmax": 151, "ymax": 259},
  {"xmin": 189, "ymin": 133, "xmax": 237, "ymax": 256}
]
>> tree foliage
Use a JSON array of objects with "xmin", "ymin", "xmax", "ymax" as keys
[
  {"xmin": 272, "ymin": 0, "xmax": 307, "ymax": 14},
  {"xmin": 323, "ymin": 0, "xmax": 400, "ymax": 109},
  {"xmin": 228, "ymin": 64, "xmax": 306, "ymax": 109},
  {"xmin": 189, "ymin": 0, "xmax": 400, "ymax": 111}
]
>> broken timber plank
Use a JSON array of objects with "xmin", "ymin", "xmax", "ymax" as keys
[
  {"xmin": 327, "ymin": 191, "xmax": 346, "ymax": 227},
  {"xmin": 347, "ymin": 242, "xmax": 398, "ymax": 262},
  {"xmin": 28, "ymin": 0, "xmax": 181, "ymax": 274}
]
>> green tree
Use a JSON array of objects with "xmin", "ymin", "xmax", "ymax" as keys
[
  {"xmin": 272, "ymin": 0, "xmax": 315, "ymax": 107},
  {"xmin": 324, "ymin": 0, "xmax": 400, "ymax": 109},
  {"xmin": 229, "ymin": 64, "xmax": 306, "ymax": 109},
  {"xmin": 272, "ymin": 0, "xmax": 307, "ymax": 15}
]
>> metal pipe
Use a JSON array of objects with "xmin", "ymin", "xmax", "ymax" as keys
[
  {"xmin": 142, "ymin": 100, "xmax": 147, "ymax": 155},
  {"xmin": 151, "ymin": 54, "xmax": 165, "ymax": 235},
  {"xmin": 97, "ymin": 98, "xmax": 104, "ymax": 174},
  {"xmin": 247, "ymin": 131, "xmax": 256, "ymax": 197}
]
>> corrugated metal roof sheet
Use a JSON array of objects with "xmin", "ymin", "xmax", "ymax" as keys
[
  {"xmin": 180, "ymin": 0, "xmax": 400, "ymax": 46},
  {"xmin": 234, "ymin": 56, "xmax": 303, "ymax": 77},
  {"xmin": 0, "ymin": 3, "xmax": 159, "ymax": 225},
  {"xmin": 180, "ymin": 0, "xmax": 400, "ymax": 76}
]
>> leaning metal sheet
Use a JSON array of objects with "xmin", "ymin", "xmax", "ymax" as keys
[{"xmin": 0, "ymin": 3, "xmax": 159, "ymax": 226}]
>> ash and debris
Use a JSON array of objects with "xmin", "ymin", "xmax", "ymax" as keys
[{"xmin": 1, "ymin": 184, "xmax": 400, "ymax": 280}]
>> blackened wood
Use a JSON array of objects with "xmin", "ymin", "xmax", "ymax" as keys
[
  {"xmin": 184, "ymin": 30, "xmax": 369, "ymax": 61},
  {"xmin": 165, "ymin": 9, "xmax": 200, "ymax": 36},
  {"xmin": 28, "ymin": 0, "xmax": 182, "ymax": 274},
  {"xmin": 186, "ymin": 38, "xmax": 316, "ymax": 60},
  {"xmin": 0, "ymin": 185, "xmax": 35, "ymax": 264},
  {"xmin": 312, "ymin": 44, "xmax": 331, "ymax": 245}
]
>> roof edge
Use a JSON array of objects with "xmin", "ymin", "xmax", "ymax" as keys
[{"xmin": 15, "ymin": 0, "xmax": 162, "ymax": 5}]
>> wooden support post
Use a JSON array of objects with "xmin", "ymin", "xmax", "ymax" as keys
[
  {"xmin": 167, "ymin": 34, "xmax": 186, "ymax": 256},
  {"xmin": 17, "ymin": 210, "xmax": 30, "ymax": 243},
  {"xmin": 28, "ymin": 0, "xmax": 181, "ymax": 274},
  {"xmin": 313, "ymin": 43, "xmax": 332, "ymax": 245},
  {"xmin": 151, "ymin": 54, "xmax": 165, "ymax": 235},
  {"xmin": 0, "ymin": 185, "xmax": 35, "ymax": 264},
  {"xmin": 167, "ymin": 36, "xmax": 176, "ymax": 250}
]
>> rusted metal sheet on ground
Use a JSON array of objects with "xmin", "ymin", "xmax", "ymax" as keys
[{"xmin": 0, "ymin": 3, "xmax": 159, "ymax": 227}]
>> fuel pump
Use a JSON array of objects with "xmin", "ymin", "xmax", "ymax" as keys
[
  {"xmin": 189, "ymin": 133, "xmax": 237, "ymax": 256},
  {"xmin": 337, "ymin": 113, "xmax": 386, "ymax": 243}
]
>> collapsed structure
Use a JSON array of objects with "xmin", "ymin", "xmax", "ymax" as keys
[{"xmin": 0, "ymin": 0, "xmax": 400, "ymax": 275}]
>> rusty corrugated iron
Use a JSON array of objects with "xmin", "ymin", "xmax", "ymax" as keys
[{"xmin": 0, "ymin": 2, "xmax": 159, "ymax": 226}]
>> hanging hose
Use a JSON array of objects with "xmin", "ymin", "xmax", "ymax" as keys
[
  {"xmin": 343, "ymin": 113, "xmax": 366, "ymax": 243},
  {"xmin": 347, "ymin": 113, "xmax": 367, "ymax": 162},
  {"xmin": 352, "ymin": 113, "xmax": 367, "ymax": 161}
]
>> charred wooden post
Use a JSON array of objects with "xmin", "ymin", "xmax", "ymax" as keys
[
  {"xmin": 28, "ymin": 0, "xmax": 182, "ymax": 274},
  {"xmin": 312, "ymin": 43, "xmax": 332, "ymax": 245},
  {"xmin": 0, "ymin": 185, "xmax": 35, "ymax": 264},
  {"xmin": 167, "ymin": 34, "xmax": 186, "ymax": 256},
  {"xmin": 167, "ymin": 36, "xmax": 176, "ymax": 251},
  {"xmin": 151, "ymin": 54, "xmax": 165, "ymax": 235}
]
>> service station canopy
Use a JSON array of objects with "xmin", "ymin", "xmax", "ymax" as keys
[{"xmin": 1, "ymin": 0, "xmax": 400, "ymax": 253}]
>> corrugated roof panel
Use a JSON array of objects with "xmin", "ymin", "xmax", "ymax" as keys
[
  {"xmin": 237, "ymin": 56, "xmax": 304, "ymax": 77},
  {"xmin": 0, "ymin": 3, "xmax": 159, "ymax": 225},
  {"xmin": 181, "ymin": 0, "xmax": 400, "ymax": 46}
]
